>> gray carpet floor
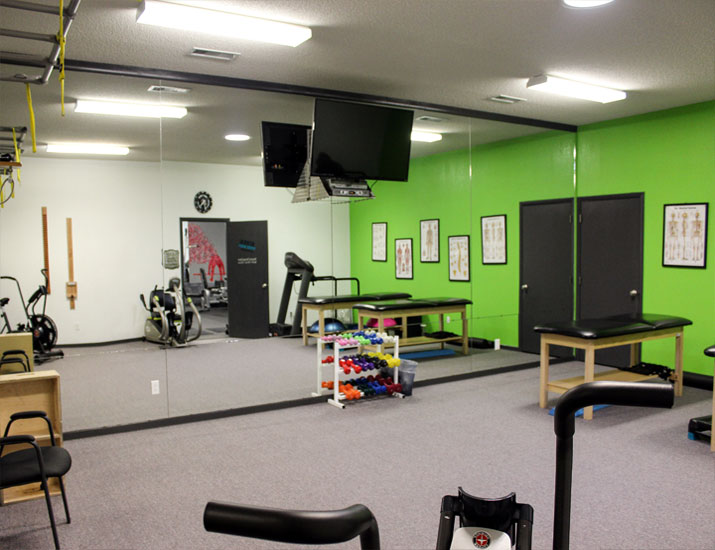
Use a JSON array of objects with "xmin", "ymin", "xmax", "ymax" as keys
[{"xmin": 2, "ymin": 364, "xmax": 713, "ymax": 549}]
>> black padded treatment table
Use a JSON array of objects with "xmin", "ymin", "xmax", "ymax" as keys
[
  {"xmin": 353, "ymin": 298, "xmax": 472, "ymax": 354},
  {"xmin": 300, "ymin": 292, "xmax": 411, "ymax": 344},
  {"xmin": 534, "ymin": 314, "xmax": 692, "ymax": 420}
]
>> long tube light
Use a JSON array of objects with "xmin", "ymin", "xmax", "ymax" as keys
[
  {"xmin": 75, "ymin": 99, "xmax": 188, "ymax": 119},
  {"xmin": 137, "ymin": 1, "xmax": 312, "ymax": 48},
  {"xmin": 411, "ymin": 131, "xmax": 443, "ymax": 143},
  {"xmin": 46, "ymin": 143, "xmax": 130, "ymax": 155},
  {"xmin": 563, "ymin": 0, "xmax": 615, "ymax": 7},
  {"xmin": 526, "ymin": 74, "xmax": 626, "ymax": 103}
]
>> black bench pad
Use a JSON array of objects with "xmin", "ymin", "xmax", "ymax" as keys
[
  {"xmin": 705, "ymin": 345, "xmax": 715, "ymax": 358},
  {"xmin": 353, "ymin": 298, "xmax": 472, "ymax": 311},
  {"xmin": 534, "ymin": 314, "xmax": 692, "ymax": 339},
  {"xmin": 299, "ymin": 292, "xmax": 411, "ymax": 305}
]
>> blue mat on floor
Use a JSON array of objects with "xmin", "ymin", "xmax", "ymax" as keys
[
  {"xmin": 548, "ymin": 404, "xmax": 610, "ymax": 417},
  {"xmin": 401, "ymin": 349, "xmax": 456, "ymax": 360}
]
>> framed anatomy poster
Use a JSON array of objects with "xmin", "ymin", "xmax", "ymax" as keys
[
  {"xmin": 372, "ymin": 222, "xmax": 387, "ymax": 262},
  {"xmin": 662, "ymin": 203, "xmax": 708, "ymax": 268},
  {"xmin": 448, "ymin": 235, "xmax": 470, "ymax": 281},
  {"xmin": 420, "ymin": 219, "xmax": 439, "ymax": 263},
  {"xmin": 395, "ymin": 238, "xmax": 413, "ymax": 279},
  {"xmin": 481, "ymin": 215, "xmax": 507, "ymax": 264}
]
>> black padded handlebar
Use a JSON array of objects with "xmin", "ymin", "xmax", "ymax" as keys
[
  {"xmin": 204, "ymin": 501, "xmax": 380, "ymax": 549},
  {"xmin": 552, "ymin": 381, "xmax": 674, "ymax": 550}
]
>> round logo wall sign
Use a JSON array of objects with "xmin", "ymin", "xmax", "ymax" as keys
[{"xmin": 194, "ymin": 191, "xmax": 212, "ymax": 213}]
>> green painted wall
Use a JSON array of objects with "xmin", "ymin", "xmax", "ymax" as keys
[
  {"xmin": 577, "ymin": 101, "xmax": 715, "ymax": 375},
  {"xmin": 350, "ymin": 101, "xmax": 714, "ymax": 375}
]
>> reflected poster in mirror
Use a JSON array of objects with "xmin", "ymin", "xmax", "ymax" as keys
[
  {"xmin": 395, "ymin": 238, "xmax": 413, "ymax": 279},
  {"xmin": 420, "ymin": 219, "xmax": 439, "ymax": 263},
  {"xmin": 481, "ymin": 215, "xmax": 507, "ymax": 264},
  {"xmin": 449, "ymin": 235, "xmax": 470, "ymax": 281},
  {"xmin": 372, "ymin": 222, "xmax": 387, "ymax": 261}
]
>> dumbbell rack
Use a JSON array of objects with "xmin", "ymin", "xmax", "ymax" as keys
[{"xmin": 312, "ymin": 336, "xmax": 403, "ymax": 409}]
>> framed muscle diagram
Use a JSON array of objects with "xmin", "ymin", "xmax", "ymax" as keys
[
  {"xmin": 481, "ymin": 214, "xmax": 507, "ymax": 264},
  {"xmin": 395, "ymin": 238, "xmax": 413, "ymax": 279},
  {"xmin": 420, "ymin": 219, "xmax": 439, "ymax": 262},
  {"xmin": 448, "ymin": 235, "xmax": 470, "ymax": 281},
  {"xmin": 662, "ymin": 203, "xmax": 708, "ymax": 268},
  {"xmin": 372, "ymin": 222, "xmax": 387, "ymax": 262}
]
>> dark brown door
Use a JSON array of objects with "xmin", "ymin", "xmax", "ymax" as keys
[{"xmin": 519, "ymin": 198, "xmax": 574, "ymax": 356}]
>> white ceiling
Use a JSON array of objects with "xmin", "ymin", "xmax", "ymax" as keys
[{"xmin": 1, "ymin": 0, "xmax": 713, "ymax": 164}]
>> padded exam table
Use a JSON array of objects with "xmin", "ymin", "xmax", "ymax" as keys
[
  {"xmin": 299, "ymin": 292, "xmax": 411, "ymax": 344},
  {"xmin": 534, "ymin": 314, "xmax": 692, "ymax": 420},
  {"xmin": 353, "ymin": 298, "xmax": 472, "ymax": 354}
]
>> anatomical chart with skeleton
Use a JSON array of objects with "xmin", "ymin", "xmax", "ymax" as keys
[{"xmin": 663, "ymin": 203, "xmax": 708, "ymax": 268}]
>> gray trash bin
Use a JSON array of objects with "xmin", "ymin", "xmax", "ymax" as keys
[{"xmin": 397, "ymin": 359, "xmax": 418, "ymax": 396}]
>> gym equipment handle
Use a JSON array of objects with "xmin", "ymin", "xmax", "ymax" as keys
[
  {"xmin": 204, "ymin": 501, "xmax": 380, "ymax": 549},
  {"xmin": 552, "ymin": 381, "xmax": 673, "ymax": 550}
]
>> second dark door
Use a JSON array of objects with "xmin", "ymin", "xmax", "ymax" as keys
[{"xmin": 577, "ymin": 193, "xmax": 644, "ymax": 367}]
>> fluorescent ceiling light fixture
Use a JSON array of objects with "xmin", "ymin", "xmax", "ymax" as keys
[
  {"xmin": 46, "ymin": 143, "xmax": 130, "ymax": 155},
  {"xmin": 526, "ymin": 74, "xmax": 626, "ymax": 103},
  {"xmin": 563, "ymin": 0, "xmax": 615, "ymax": 7},
  {"xmin": 225, "ymin": 134, "xmax": 250, "ymax": 142},
  {"xmin": 137, "ymin": 0, "xmax": 312, "ymax": 47},
  {"xmin": 75, "ymin": 99, "xmax": 187, "ymax": 119},
  {"xmin": 411, "ymin": 131, "xmax": 442, "ymax": 143}
]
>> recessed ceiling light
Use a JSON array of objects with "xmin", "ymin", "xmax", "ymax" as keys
[
  {"xmin": 75, "ymin": 99, "xmax": 188, "ymax": 118},
  {"xmin": 411, "ymin": 131, "xmax": 443, "ymax": 143},
  {"xmin": 416, "ymin": 115, "xmax": 444, "ymax": 123},
  {"xmin": 526, "ymin": 74, "xmax": 626, "ymax": 103},
  {"xmin": 562, "ymin": 0, "xmax": 616, "ymax": 8},
  {"xmin": 137, "ymin": 0, "xmax": 312, "ymax": 47},
  {"xmin": 46, "ymin": 143, "xmax": 130, "ymax": 155},
  {"xmin": 225, "ymin": 134, "xmax": 250, "ymax": 142}
]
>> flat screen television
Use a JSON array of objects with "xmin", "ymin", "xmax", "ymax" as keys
[
  {"xmin": 261, "ymin": 121, "xmax": 310, "ymax": 188},
  {"xmin": 310, "ymin": 99, "xmax": 413, "ymax": 182}
]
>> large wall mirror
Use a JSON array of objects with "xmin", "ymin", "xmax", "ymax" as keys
[{"xmin": 0, "ymin": 66, "xmax": 577, "ymax": 432}]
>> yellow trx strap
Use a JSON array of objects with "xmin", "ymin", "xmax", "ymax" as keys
[
  {"xmin": 58, "ymin": 0, "xmax": 66, "ymax": 116},
  {"xmin": 11, "ymin": 127, "xmax": 21, "ymax": 185},
  {"xmin": 25, "ymin": 84, "xmax": 37, "ymax": 153}
]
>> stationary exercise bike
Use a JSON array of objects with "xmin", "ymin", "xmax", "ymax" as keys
[
  {"xmin": 140, "ymin": 277, "xmax": 202, "ymax": 347},
  {"xmin": 0, "ymin": 269, "xmax": 64, "ymax": 363},
  {"xmin": 203, "ymin": 381, "xmax": 674, "ymax": 550}
]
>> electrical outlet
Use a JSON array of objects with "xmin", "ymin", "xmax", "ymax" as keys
[
  {"xmin": 151, "ymin": 380, "xmax": 160, "ymax": 395},
  {"xmin": 494, "ymin": 338, "xmax": 501, "ymax": 350},
  {"xmin": 74, "ymin": 323, "xmax": 80, "ymax": 331},
  {"xmin": 446, "ymin": 315, "xmax": 451, "ymax": 324}
]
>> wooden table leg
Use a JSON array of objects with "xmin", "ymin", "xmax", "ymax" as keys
[
  {"xmin": 439, "ymin": 313, "xmax": 445, "ymax": 349},
  {"xmin": 318, "ymin": 310, "xmax": 325, "ymax": 339},
  {"xmin": 584, "ymin": 346, "xmax": 595, "ymax": 420},
  {"xmin": 539, "ymin": 337, "xmax": 550, "ymax": 408},
  {"xmin": 674, "ymin": 331, "xmax": 684, "ymax": 397},
  {"xmin": 302, "ymin": 305, "xmax": 308, "ymax": 345},
  {"xmin": 358, "ymin": 312, "xmax": 364, "ymax": 330},
  {"xmin": 630, "ymin": 343, "xmax": 639, "ymax": 367}
]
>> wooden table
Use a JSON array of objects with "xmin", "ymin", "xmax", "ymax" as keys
[
  {"xmin": 539, "ymin": 325, "xmax": 685, "ymax": 420},
  {"xmin": 0, "ymin": 370, "xmax": 63, "ymax": 505}
]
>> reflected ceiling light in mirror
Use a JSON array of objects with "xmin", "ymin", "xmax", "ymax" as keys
[
  {"xmin": 411, "ymin": 131, "xmax": 442, "ymax": 143},
  {"xmin": 526, "ymin": 74, "xmax": 626, "ymax": 103},
  {"xmin": 137, "ymin": 1, "xmax": 312, "ymax": 47},
  {"xmin": 75, "ymin": 99, "xmax": 188, "ymax": 118},
  {"xmin": 225, "ymin": 134, "xmax": 250, "ymax": 141},
  {"xmin": 562, "ymin": 0, "xmax": 615, "ymax": 7},
  {"xmin": 46, "ymin": 143, "xmax": 130, "ymax": 155}
]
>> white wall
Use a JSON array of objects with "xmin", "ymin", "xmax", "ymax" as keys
[{"xmin": 0, "ymin": 157, "xmax": 350, "ymax": 344}]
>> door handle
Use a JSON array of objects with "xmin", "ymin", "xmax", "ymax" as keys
[
  {"xmin": 261, "ymin": 283, "xmax": 268, "ymax": 289},
  {"xmin": 629, "ymin": 289, "xmax": 638, "ymax": 297},
  {"xmin": 521, "ymin": 284, "xmax": 528, "ymax": 291}
]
